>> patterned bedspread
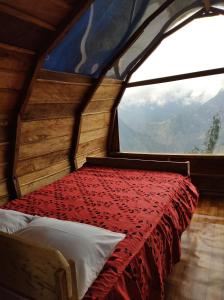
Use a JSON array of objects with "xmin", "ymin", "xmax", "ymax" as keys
[{"xmin": 3, "ymin": 165, "xmax": 199, "ymax": 299}]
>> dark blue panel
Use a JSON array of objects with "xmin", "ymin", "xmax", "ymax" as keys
[{"xmin": 43, "ymin": 0, "xmax": 152, "ymax": 77}]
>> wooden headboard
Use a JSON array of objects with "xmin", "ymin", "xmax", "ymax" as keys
[
  {"xmin": 0, "ymin": 232, "xmax": 78, "ymax": 300},
  {"xmin": 86, "ymin": 156, "xmax": 190, "ymax": 177}
]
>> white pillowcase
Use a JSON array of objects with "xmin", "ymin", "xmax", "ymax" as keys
[
  {"xmin": 0, "ymin": 209, "xmax": 34, "ymax": 234},
  {"xmin": 15, "ymin": 217, "xmax": 126, "ymax": 299}
]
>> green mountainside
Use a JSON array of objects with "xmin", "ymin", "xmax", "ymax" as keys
[{"xmin": 119, "ymin": 90, "xmax": 224, "ymax": 154}]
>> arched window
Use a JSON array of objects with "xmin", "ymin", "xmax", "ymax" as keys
[{"xmin": 118, "ymin": 14, "xmax": 224, "ymax": 154}]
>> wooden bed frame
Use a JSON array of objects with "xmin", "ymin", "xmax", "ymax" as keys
[{"xmin": 0, "ymin": 157, "xmax": 190, "ymax": 300}]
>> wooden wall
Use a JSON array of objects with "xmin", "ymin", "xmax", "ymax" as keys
[
  {"xmin": 76, "ymin": 78, "xmax": 123, "ymax": 168},
  {"xmin": 0, "ymin": 0, "xmax": 95, "ymax": 201},
  {"xmin": 15, "ymin": 70, "xmax": 93, "ymax": 196},
  {"xmin": 0, "ymin": 45, "xmax": 35, "ymax": 203},
  {"xmin": 12, "ymin": 70, "xmax": 123, "ymax": 196}
]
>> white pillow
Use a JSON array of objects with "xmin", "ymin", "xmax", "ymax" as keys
[
  {"xmin": 15, "ymin": 217, "xmax": 125, "ymax": 299},
  {"xmin": 0, "ymin": 209, "xmax": 35, "ymax": 234}
]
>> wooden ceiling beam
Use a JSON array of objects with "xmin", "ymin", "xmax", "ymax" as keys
[
  {"xmin": 0, "ymin": 4, "xmax": 56, "ymax": 31},
  {"xmin": 0, "ymin": 42, "xmax": 35, "ymax": 55},
  {"xmin": 127, "ymin": 67, "xmax": 224, "ymax": 88}
]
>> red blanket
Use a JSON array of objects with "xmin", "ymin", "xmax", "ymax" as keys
[{"xmin": 3, "ymin": 166, "xmax": 198, "ymax": 299}]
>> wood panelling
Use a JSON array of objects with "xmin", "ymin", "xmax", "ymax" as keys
[
  {"xmin": 20, "ymin": 167, "xmax": 70, "ymax": 196},
  {"xmin": 30, "ymin": 81, "xmax": 91, "ymax": 103},
  {"xmin": 0, "ymin": 12, "xmax": 51, "ymax": 51},
  {"xmin": 19, "ymin": 135, "xmax": 71, "ymax": 160},
  {"xmin": 17, "ymin": 149, "xmax": 69, "ymax": 177},
  {"xmin": 20, "ymin": 118, "xmax": 74, "ymax": 144},
  {"xmin": 0, "ymin": 0, "xmax": 94, "ymax": 199},
  {"xmin": 0, "ymin": 48, "xmax": 33, "ymax": 71},
  {"xmin": 81, "ymin": 112, "xmax": 111, "ymax": 131},
  {"xmin": 0, "ymin": 163, "xmax": 8, "ymax": 181},
  {"xmin": 24, "ymin": 103, "xmax": 80, "ymax": 120},
  {"xmin": 0, "ymin": 43, "xmax": 35, "ymax": 199},
  {"xmin": 0, "ymin": 180, "xmax": 8, "ymax": 200},
  {"xmin": 0, "ymin": 70, "xmax": 27, "ymax": 90},
  {"xmin": 165, "ymin": 196, "xmax": 224, "ymax": 300},
  {"xmin": 1, "ymin": 0, "xmax": 73, "ymax": 26},
  {"xmin": 16, "ymin": 70, "xmax": 93, "ymax": 195},
  {"xmin": 85, "ymin": 99, "xmax": 115, "ymax": 114},
  {"xmin": 76, "ymin": 79, "xmax": 123, "ymax": 168},
  {"xmin": 0, "ymin": 90, "xmax": 19, "ymax": 113},
  {"xmin": 79, "ymin": 127, "xmax": 109, "ymax": 144}
]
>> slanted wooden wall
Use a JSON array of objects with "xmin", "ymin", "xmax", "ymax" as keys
[
  {"xmin": 16, "ymin": 70, "xmax": 92, "ymax": 196},
  {"xmin": 0, "ymin": 46, "xmax": 35, "ymax": 203},
  {"xmin": 76, "ymin": 78, "xmax": 123, "ymax": 167},
  {"xmin": 14, "ymin": 70, "xmax": 123, "ymax": 196}
]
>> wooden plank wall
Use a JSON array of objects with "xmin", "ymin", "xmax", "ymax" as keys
[
  {"xmin": 16, "ymin": 70, "xmax": 94, "ymax": 196},
  {"xmin": 0, "ymin": 0, "xmax": 95, "ymax": 200},
  {"xmin": 76, "ymin": 78, "xmax": 123, "ymax": 168},
  {"xmin": 0, "ymin": 46, "xmax": 35, "ymax": 203}
]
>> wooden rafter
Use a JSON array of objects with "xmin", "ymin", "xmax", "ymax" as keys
[
  {"xmin": 0, "ymin": 4, "xmax": 56, "ymax": 31},
  {"xmin": 127, "ymin": 67, "xmax": 224, "ymax": 88},
  {"xmin": 0, "ymin": 42, "xmax": 35, "ymax": 55}
]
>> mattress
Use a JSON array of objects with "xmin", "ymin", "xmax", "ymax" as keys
[{"xmin": 2, "ymin": 165, "xmax": 199, "ymax": 299}]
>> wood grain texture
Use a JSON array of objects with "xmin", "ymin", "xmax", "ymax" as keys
[
  {"xmin": 0, "ymin": 90, "xmax": 19, "ymax": 113},
  {"xmin": 17, "ymin": 149, "xmax": 69, "ymax": 177},
  {"xmin": 75, "ymin": 79, "xmax": 123, "ymax": 168},
  {"xmin": 0, "ymin": 12, "xmax": 51, "ymax": 51},
  {"xmin": 16, "ymin": 71, "xmax": 94, "ymax": 195},
  {"xmin": 0, "ymin": 163, "xmax": 8, "ymax": 181},
  {"xmin": 84, "ymin": 99, "xmax": 115, "ymax": 114},
  {"xmin": 79, "ymin": 127, "xmax": 109, "ymax": 144},
  {"xmin": 20, "ymin": 118, "xmax": 74, "ymax": 144},
  {"xmin": 30, "ymin": 81, "xmax": 90, "ymax": 103},
  {"xmin": 0, "ymin": 70, "xmax": 26, "ymax": 90},
  {"xmin": 0, "ymin": 3, "xmax": 56, "ymax": 31},
  {"xmin": 86, "ymin": 157, "xmax": 190, "ymax": 176},
  {"xmin": 19, "ymin": 159, "xmax": 70, "ymax": 186},
  {"xmin": 0, "ymin": 142, "xmax": 9, "ymax": 164},
  {"xmin": 0, "ymin": 0, "xmax": 72, "ymax": 26},
  {"xmin": 19, "ymin": 135, "xmax": 71, "ymax": 160},
  {"xmin": 81, "ymin": 112, "xmax": 111, "ymax": 131},
  {"xmin": 20, "ymin": 167, "xmax": 70, "ymax": 195},
  {"xmin": 24, "ymin": 103, "xmax": 79, "ymax": 120},
  {"xmin": 0, "ymin": 180, "xmax": 8, "ymax": 199},
  {"xmin": 0, "ymin": 231, "xmax": 77, "ymax": 300},
  {"xmin": 165, "ymin": 196, "xmax": 224, "ymax": 300},
  {"xmin": 0, "ymin": 47, "xmax": 33, "ymax": 71}
]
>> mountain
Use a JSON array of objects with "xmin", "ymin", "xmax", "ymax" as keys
[{"xmin": 118, "ymin": 90, "xmax": 224, "ymax": 154}]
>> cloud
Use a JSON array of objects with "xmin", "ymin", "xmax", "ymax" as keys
[
  {"xmin": 121, "ymin": 15, "xmax": 224, "ymax": 108},
  {"xmin": 121, "ymin": 75, "xmax": 224, "ymax": 107}
]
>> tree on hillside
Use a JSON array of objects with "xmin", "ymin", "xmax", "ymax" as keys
[
  {"xmin": 204, "ymin": 114, "xmax": 221, "ymax": 153},
  {"xmin": 191, "ymin": 114, "xmax": 221, "ymax": 154}
]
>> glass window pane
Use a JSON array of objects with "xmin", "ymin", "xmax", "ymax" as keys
[
  {"xmin": 130, "ymin": 15, "xmax": 224, "ymax": 82},
  {"xmin": 107, "ymin": 0, "xmax": 200, "ymax": 79},
  {"xmin": 118, "ymin": 74, "xmax": 224, "ymax": 154}
]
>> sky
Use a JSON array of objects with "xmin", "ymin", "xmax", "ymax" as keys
[{"xmin": 121, "ymin": 14, "xmax": 224, "ymax": 107}]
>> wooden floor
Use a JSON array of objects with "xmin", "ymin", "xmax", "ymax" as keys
[{"xmin": 165, "ymin": 196, "xmax": 224, "ymax": 300}]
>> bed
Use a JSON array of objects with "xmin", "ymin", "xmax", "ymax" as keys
[{"xmin": 0, "ymin": 157, "xmax": 198, "ymax": 300}]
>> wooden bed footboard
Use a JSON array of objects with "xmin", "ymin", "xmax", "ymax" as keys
[
  {"xmin": 0, "ymin": 232, "xmax": 78, "ymax": 300},
  {"xmin": 86, "ymin": 156, "xmax": 190, "ymax": 177}
]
